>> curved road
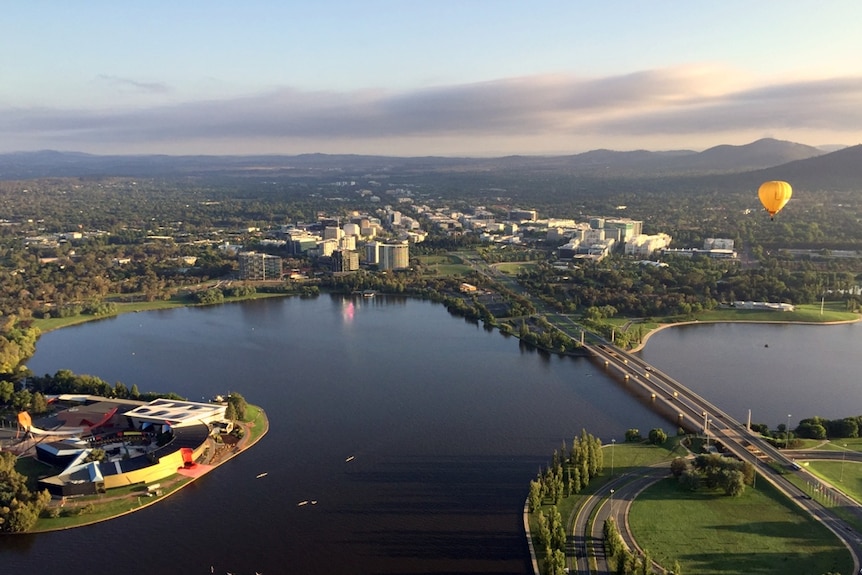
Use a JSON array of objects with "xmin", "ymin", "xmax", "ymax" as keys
[{"xmin": 559, "ymin": 450, "xmax": 861, "ymax": 575}]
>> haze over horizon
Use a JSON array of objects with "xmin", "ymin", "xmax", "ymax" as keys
[{"xmin": 3, "ymin": 1, "xmax": 862, "ymax": 157}]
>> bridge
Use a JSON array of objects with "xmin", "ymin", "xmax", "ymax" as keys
[{"xmin": 585, "ymin": 341, "xmax": 862, "ymax": 571}]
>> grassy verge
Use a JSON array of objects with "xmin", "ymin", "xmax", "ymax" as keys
[
  {"xmin": 494, "ymin": 262, "xmax": 537, "ymax": 275},
  {"xmin": 629, "ymin": 474, "xmax": 853, "ymax": 575},
  {"xmin": 31, "ymin": 291, "xmax": 293, "ymax": 333},
  {"xmin": 690, "ymin": 301, "xmax": 859, "ymax": 323},
  {"xmin": 242, "ymin": 403, "xmax": 268, "ymax": 445},
  {"xmin": 34, "ymin": 477, "xmax": 194, "ymax": 531}
]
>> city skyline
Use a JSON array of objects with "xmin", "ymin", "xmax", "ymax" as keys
[{"xmin": 3, "ymin": 1, "xmax": 862, "ymax": 156}]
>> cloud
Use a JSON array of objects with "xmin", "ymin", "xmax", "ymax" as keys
[
  {"xmin": 3, "ymin": 67, "xmax": 862, "ymax": 154},
  {"xmin": 96, "ymin": 74, "xmax": 171, "ymax": 94}
]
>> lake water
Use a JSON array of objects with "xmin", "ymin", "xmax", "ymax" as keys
[
  {"xmin": 6, "ymin": 297, "xmax": 860, "ymax": 574},
  {"xmin": 638, "ymin": 320, "xmax": 862, "ymax": 429}
]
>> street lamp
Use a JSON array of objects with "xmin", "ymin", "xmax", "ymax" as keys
[
  {"xmin": 611, "ymin": 438, "xmax": 616, "ymax": 476},
  {"xmin": 609, "ymin": 489, "xmax": 615, "ymax": 517}
]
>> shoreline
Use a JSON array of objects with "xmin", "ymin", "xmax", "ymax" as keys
[
  {"xmin": 20, "ymin": 407, "xmax": 269, "ymax": 534},
  {"xmin": 628, "ymin": 315, "xmax": 862, "ymax": 353}
]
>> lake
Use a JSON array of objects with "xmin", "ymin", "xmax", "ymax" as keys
[
  {"xmin": 638, "ymin": 320, "xmax": 862, "ymax": 428},
  {"xmin": 10, "ymin": 295, "xmax": 667, "ymax": 575},
  {"xmin": 8, "ymin": 297, "xmax": 860, "ymax": 574}
]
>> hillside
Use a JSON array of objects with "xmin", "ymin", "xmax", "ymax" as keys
[
  {"xmin": 0, "ymin": 140, "xmax": 859, "ymax": 195},
  {"xmin": 0, "ymin": 138, "xmax": 832, "ymax": 181}
]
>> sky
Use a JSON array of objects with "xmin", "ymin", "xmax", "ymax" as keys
[{"xmin": 2, "ymin": 1, "xmax": 862, "ymax": 157}]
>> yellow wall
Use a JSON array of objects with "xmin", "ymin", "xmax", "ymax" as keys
[{"xmin": 103, "ymin": 443, "xmax": 207, "ymax": 489}]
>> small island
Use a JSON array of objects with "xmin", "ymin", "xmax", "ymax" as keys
[{"xmin": 0, "ymin": 391, "xmax": 267, "ymax": 533}]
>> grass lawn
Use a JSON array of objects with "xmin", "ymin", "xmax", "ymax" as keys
[
  {"xmin": 15, "ymin": 455, "xmax": 58, "ymax": 478},
  {"xmin": 243, "ymin": 403, "xmax": 269, "ymax": 444},
  {"xmin": 416, "ymin": 254, "xmax": 472, "ymax": 276},
  {"xmin": 494, "ymin": 262, "xmax": 537, "ymax": 275},
  {"xmin": 801, "ymin": 458, "xmax": 862, "ymax": 524},
  {"xmin": 629, "ymin": 476, "xmax": 852, "ymax": 575},
  {"xmin": 34, "ymin": 477, "xmax": 193, "ymax": 531},
  {"xmin": 691, "ymin": 301, "xmax": 859, "ymax": 324},
  {"xmin": 811, "ymin": 439, "xmax": 862, "ymax": 452}
]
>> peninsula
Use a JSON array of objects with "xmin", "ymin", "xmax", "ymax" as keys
[{"xmin": 1, "ymin": 393, "xmax": 267, "ymax": 533}]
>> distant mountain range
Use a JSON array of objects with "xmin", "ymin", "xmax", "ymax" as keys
[{"xmin": 0, "ymin": 138, "xmax": 860, "ymax": 191}]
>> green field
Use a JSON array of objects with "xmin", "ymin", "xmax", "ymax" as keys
[
  {"xmin": 691, "ymin": 301, "xmax": 859, "ymax": 324},
  {"xmin": 629, "ymin": 476, "xmax": 852, "ymax": 575},
  {"xmin": 243, "ymin": 403, "xmax": 269, "ymax": 444},
  {"xmin": 494, "ymin": 262, "xmax": 537, "ymax": 275},
  {"xmin": 416, "ymin": 254, "xmax": 472, "ymax": 276}
]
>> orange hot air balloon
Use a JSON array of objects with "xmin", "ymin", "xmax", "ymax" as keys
[{"xmin": 758, "ymin": 181, "xmax": 792, "ymax": 220}]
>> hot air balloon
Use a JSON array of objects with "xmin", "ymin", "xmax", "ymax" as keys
[{"xmin": 758, "ymin": 181, "xmax": 792, "ymax": 220}]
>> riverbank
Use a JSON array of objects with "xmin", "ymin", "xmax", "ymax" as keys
[
  {"xmin": 628, "ymin": 310, "xmax": 862, "ymax": 353},
  {"xmin": 24, "ymin": 405, "xmax": 269, "ymax": 533},
  {"xmin": 31, "ymin": 290, "xmax": 294, "ymax": 334}
]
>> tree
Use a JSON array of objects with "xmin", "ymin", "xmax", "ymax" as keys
[
  {"xmin": 528, "ymin": 479, "xmax": 542, "ymax": 512},
  {"xmin": 227, "ymin": 392, "xmax": 247, "ymax": 421},
  {"xmin": 640, "ymin": 549, "xmax": 653, "ymax": 575},
  {"xmin": 670, "ymin": 457, "xmax": 688, "ymax": 478},
  {"xmin": 30, "ymin": 391, "xmax": 48, "ymax": 414},
  {"xmin": 0, "ymin": 380, "xmax": 14, "ymax": 404},
  {"xmin": 648, "ymin": 428, "xmax": 667, "ymax": 445},
  {"xmin": 723, "ymin": 469, "xmax": 746, "ymax": 496},
  {"xmin": 11, "ymin": 389, "xmax": 31, "ymax": 411},
  {"xmin": 0, "ymin": 452, "xmax": 51, "ymax": 533},
  {"xmin": 549, "ymin": 506, "xmax": 566, "ymax": 553},
  {"xmin": 625, "ymin": 428, "xmax": 641, "ymax": 442},
  {"xmin": 548, "ymin": 549, "xmax": 566, "ymax": 575},
  {"xmin": 679, "ymin": 469, "xmax": 700, "ymax": 491},
  {"xmin": 224, "ymin": 402, "xmax": 237, "ymax": 421}
]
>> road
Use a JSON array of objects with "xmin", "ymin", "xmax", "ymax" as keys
[{"xmin": 578, "ymin": 342, "xmax": 862, "ymax": 573}]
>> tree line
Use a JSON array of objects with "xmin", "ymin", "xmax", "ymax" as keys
[
  {"xmin": 528, "ymin": 430, "xmax": 603, "ymax": 575},
  {"xmin": 0, "ymin": 451, "xmax": 51, "ymax": 533}
]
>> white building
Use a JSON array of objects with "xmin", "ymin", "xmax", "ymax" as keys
[{"xmin": 625, "ymin": 233, "xmax": 673, "ymax": 257}]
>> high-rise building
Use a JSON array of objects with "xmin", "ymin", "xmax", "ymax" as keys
[
  {"xmin": 603, "ymin": 218, "xmax": 643, "ymax": 241},
  {"xmin": 365, "ymin": 241, "xmax": 380, "ymax": 265},
  {"xmin": 331, "ymin": 250, "xmax": 360, "ymax": 272},
  {"xmin": 323, "ymin": 226, "xmax": 344, "ymax": 240},
  {"xmin": 508, "ymin": 209, "xmax": 537, "ymax": 222},
  {"xmin": 379, "ymin": 242, "xmax": 409, "ymax": 270},
  {"xmin": 238, "ymin": 251, "xmax": 282, "ymax": 280},
  {"xmin": 339, "ymin": 235, "xmax": 357, "ymax": 251}
]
